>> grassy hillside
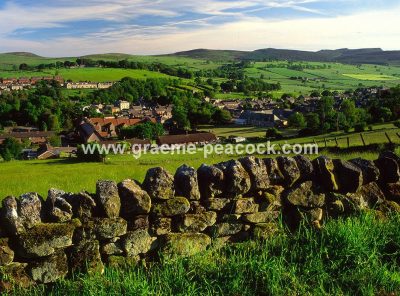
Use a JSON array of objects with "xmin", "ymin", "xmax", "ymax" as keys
[
  {"xmin": 165, "ymin": 48, "xmax": 248, "ymax": 61},
  {"xmin": 1, "ymin": 51, "xmax": 400, "ymax": 98},
  {"xmin": 172, "ymin": 47, "xmax": 400, "ymax": 65}
]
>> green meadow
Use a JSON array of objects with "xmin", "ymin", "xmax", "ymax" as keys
[
  {"xmin": 1, "ymin": 53, "xmax": 400, "ymax": 98},
  {"xmin": 0, "ymin": 142, "xmax": 389, "ymax": 199}
]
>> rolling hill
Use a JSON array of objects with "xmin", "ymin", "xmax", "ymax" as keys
[
  {"xmin": 170, "ymin": 48, "xmax": 400, "ymax": 65},
  {"xmin": 2, "ymin": 47, "xmax": 400, "ymax": 65}
]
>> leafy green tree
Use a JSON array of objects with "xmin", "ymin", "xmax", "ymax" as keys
[
  {"xmin": 378, "ymin": 107, "xmax": 392, "ymax": 122},
  {"xmin": 306, "ymin": 113, "xmax": 320, "ymax": 130},
  {"xmin": 120, "ymin": 122, "xmax": 164, "ymax": 140},
  {"xmin": 0, "ymin": 137, "xmax": 22, "ymax": 161},
  {"xmin": 288, "ymin": 112, "xmax": 306, "ymax": 129},
  {"xmin": 77, "ymin": 143, "xmax": 106, "ymax": 163},
  {"xmin": 48, "ymin": 114, "xmax": 61, "ymax": 131},
  {"xmin": 172, "ymin": 104, "xmax": 190, "ymax": 130},
  {"xmin": 321, "ymin": 90, "xmax": 333, "ymax": 97},
  {"xmin": 212, "ymin": 109, "xmax": 232, "ymax": 124},
  {"xmin": 49, "ymin": 136, "xmax": 62, "ymax": 147},
  {"xmin": 341, "ymin": 99, "xmax": 358, "ymax": 128},
  {"xmin": 354, "ymin": 122, "xmax": 367, "ymax": 132}
]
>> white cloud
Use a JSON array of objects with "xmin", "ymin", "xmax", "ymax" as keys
[{"xmin": 0, "ymin": 0, "xmax": 399, "ymax": 56}]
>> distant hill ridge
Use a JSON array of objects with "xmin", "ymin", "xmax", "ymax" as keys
[
  {"xmin": 168, "ymin": 48, "xmax": 400, "ymax": 64},
  {"xmin": 2, "ymin": 47, "xmax": 400, "ymax": 65},
  {"xmin": 5, "ymin": 52, "xmax": 43, "ymax": 58}
]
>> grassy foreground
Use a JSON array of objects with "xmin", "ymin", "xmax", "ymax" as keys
[{"xmin": 15, "ymin": 213, "xmax": 400, "ymax": 296}]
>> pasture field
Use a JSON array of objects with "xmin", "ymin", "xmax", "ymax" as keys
[
  {"xmin": 0, "ymin": 68, "xmax": 174, "ymax": 81},
  {"xmin": 1, "ymin": 53, "xmax": 400, "ymax": 98},
  {"xmin": 55, "ymin": 68, "xmax": 173, "ymax": 82},
  {"xmin": 0, "ymin": 139, "xmax": 390, "ymax": 199},
  {"xmin": 0, "ymin": 123, "xmax": 397, "ymax": 198},
  {"xmin": 342, "ymin": 73, "xmax": 398, "ymax": 81}
]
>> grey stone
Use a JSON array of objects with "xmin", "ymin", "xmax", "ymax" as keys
[
  {"xmin": 0, "ymin": 238, "xmax": 14, "ymax": 266},
  {"xmin": 333, "ymin": 159, "xmax": 363, "ymax": 193},
  {"xmin": 216, "ymin": 160, "xmax": 251, "ymax": 198},
  {"xmin": 263, "ymin": 158, "xmax": 285, "ymax": 185},
  {"xmin": 162, "ymin": 233, "xmax": 211, "ymax": 256},
  {"xmin": 121, "ymin": 229, "xmax": 158, "ymax": 257},
  {"xmin": 91, "ymin": 217, "xmax": 127, "ymax": 240},
  {"xmin": 46, "ymin": 189, "xmax": 73, "ymax": 223},
  {"xmin": 234, "ymin": 198, "xmax": 259, "ymax": 214},
  {"xmin": 178, "ymin": 212, "xmax": 217, "ymax": 233},
  {"xmin": 197, "ymin": 164, "xmax": 225, "ymax": 199},
  {"xmin": 101, "ymin": 239, "xmax": 124, "ymax": 256},
  {"xmin": 16, "ymin": 219, "xmax": 80, "ymax": 258},
  {"xmin": 96, "ymin": 180, "xmax": 121, "ymax": 218},
  {"xmin": 29, "ymin": 251, "xmax": 68, "ymax": 284},
  {"xmin": 239, "ymin": 156, "xmax": 269, "ymax": 192},
  {"xmin": 294, "ymin": 155, "xmax": 314, "ymax": 181},
  {"xmin": 242, "ymin": 211, "xmax": 279, "ymax": 224},
  {"xmin": 0, "ymin": 196, "xmax": 25, "ymax": 235},
  {"xmin": 211, "ymin": 223, "xmax": 243, "ymax": 237},
  {"xmin": 285, "ymin": 181, "xmax": 325, "ymax": 208},
  {"xmin": 19, "ymin": 192, "xmax": 43, "ymax": 229},
  {"xmin": 66, "ymin": 191, "xmax": 96, "ymax": 219},
  {"xmin": 69, "ymin": 240, "xmax": 104, "ymax": 275},
  {"xmin": 375, "ymin": 155, "xmax": 400, "ymax": 184},
  {"xmin": 277, "ymin": 156, "xmax": 301, "ymax": 187},
  {"xmin": 253, "ymin": 223, "xmax": 279, "ymax": 240},
  {"xmin": 152, "ymin": 197, "xmax": 190, "ymax": 217},
  {"xmin": 204, "ymin": 198, "xmax": 231, "ymax": 211},
  {"xmin": 350, "ymin": 158, "xmax": 380, "ymax": 184},
  {"xmin": 143, "ymin": 167, "xmax": 175, "ymax": 200},
  {"xmin": 151, "ymin": 217, "xmax": 172, "ymax": 235},
  {"xmin": 174, "ymin": 165, "xmax": 201, "ymax": 200},
  {"xmin": 118, "ymin": 179, "xmax": 151, "ymax": 216},
  {"xmin": 313, "ymin": 156, "xmax": 338, "ymax": 191}
]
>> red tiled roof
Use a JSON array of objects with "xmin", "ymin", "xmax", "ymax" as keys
[{"xmin": 89, "ymin": 117, "xmax": 157, "ymax": 127}]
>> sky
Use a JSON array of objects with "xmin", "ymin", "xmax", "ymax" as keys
[{"xmin": 0, "ymin": 0, "xmax": 399, "ymax": 56}]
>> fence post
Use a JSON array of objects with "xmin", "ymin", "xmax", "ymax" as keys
[
  {"xmin": 324, "ymin": 138, "xmax": 327, "ymax": 148},
  {"xmin": 385, "ymin": 132, "xmax": 392, "ymax": 144},
  {"xmin": 360, "ymin": 133, "xmax": 366, "ymax": 146},
  {"xmin": 347, "ymin": 137, "xmax": 350, "ymax": 148},
  {"xmin": 334, "ymin": 137, "xmax": 339, "ymax": 147}
]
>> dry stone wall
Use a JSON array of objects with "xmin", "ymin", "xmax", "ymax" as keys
[{"xmin": 1, "ymin": 151, "xmax": 400, "ymax": 290}]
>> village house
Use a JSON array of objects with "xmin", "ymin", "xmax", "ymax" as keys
[
  {"xmin": 10, "ymin": 85, "xmax": 24, "ymax": 91},
  {"xmin": 238, "ymin": 110, "xmax": 291, "ymax": 127},
  {"xmin": 17, "ymin": 77, "xmax": 31, "ymax": 85},
  {"xmin": 65, "ymin": 82, "xmax": 98, "ymax": 89},
  {"xmin": 157, "ymin": 132, "xmax": 217, "ymax": 147},
  {"xmin": 0, "ymin": 78, "xmax": 17, "ymax": 85},
  {"xmin": 0, "ymin": 76, "xmax": 65, "ymax": 92},
  {"xmin": 154, "ymin": 105, "xmax": 173, "ymax": 123},
  {"xmin": 97, "ymin": 82, "xmax": 114, "ymax": 89},
  {"xmin": 78, "ymin": 117, "xmax": 157, "ymax": 143},
  {"xmin": 115, "ymin": 100, "xmax": 130, "ymax": 111},
  {"xmin": 65, "ymin": 82, "xmax": 113, "ymax": 90},
  {"xmin": 0, "ymin": 131, "xmax": 56, "ymax": 145}
]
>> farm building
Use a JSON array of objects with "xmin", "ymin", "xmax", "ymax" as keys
[
  {"xmin": 0, "ymin": 131, "xmax": 55, "ymax": 145},
  {"xmin": 157, "ymin": 132, "xmax": 217, "ymax": 146}
]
